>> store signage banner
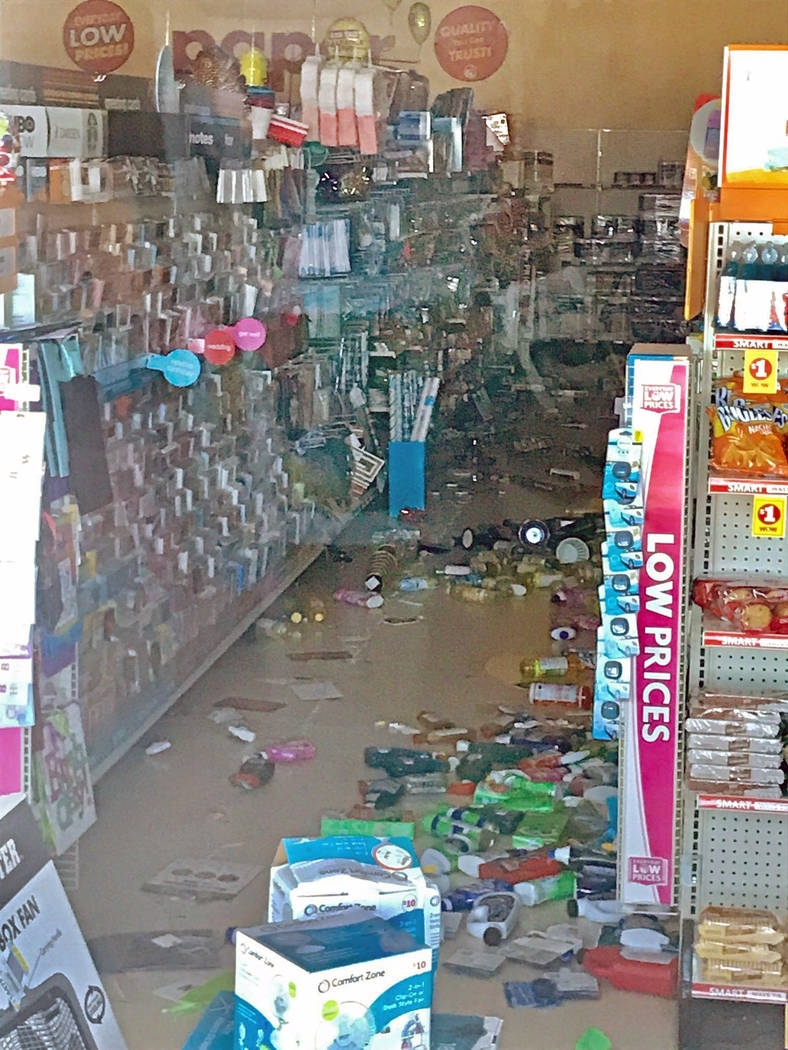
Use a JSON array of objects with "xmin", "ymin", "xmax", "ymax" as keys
[
  {"xmin": 63, "ymin": 0, "xmax": 134, "ymax": 76},
  {"xmin": 434, "ymin": 6, "xmax": 508, "ymax": 82},
  {"xmin": 621, "ymin": 350, "xmax": 689, "ymax": 905},
  {"xmin": 720, "ymin": 45, "xmax": 788, "ymax": 189}
]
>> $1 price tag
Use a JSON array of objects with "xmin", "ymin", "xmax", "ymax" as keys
[
  {"xmin": 752, "ymin": 495, "xmax": 786, "ymax": 538},
  {"xmin": 743, "ymin": 347, "xmax": 779, "ymax": 395}
]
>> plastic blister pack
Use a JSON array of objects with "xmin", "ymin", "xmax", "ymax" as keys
[
  {"xmin": 688, "ymin": 764, "xmax": 785, "ymax": 785},
  {"xmin": 698, "ymin": 907, "xmax": 785, "ymax": 946}
]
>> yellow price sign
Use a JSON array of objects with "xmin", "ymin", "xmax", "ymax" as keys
[
  {"xmin": 743, "ymin": 347, "xmax": 779, "ymax": 395},
  {"xmin": 752, "ymin": 495, "xmax": 787, "ymax": 538}
]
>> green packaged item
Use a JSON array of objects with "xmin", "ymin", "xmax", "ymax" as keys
[
  {"xmin": 421, "ymin": 812, "xmax": 495, "ymax": 853},
  {"xmin": 473, "ymin": 773, "xmax": 557, "ymax": 808},
  {"xmin": 320, "ymin": 816, "xmax": 416, "ymax": 839},
  {"xmin": 511, "ymin": 809, "xmax": 569, "ymax": 850},
  {"xmin": 435, "ymin": 801, "xmax": 524, "ymax": 836}
]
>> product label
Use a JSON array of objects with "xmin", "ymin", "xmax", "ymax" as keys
[
  {"xmin": 752, "ymin": 495, "xmax": 786, "ymax": 538},
  {"xmin": 743, "ymin": 346, "xmax": 779, "ymax": 395}
]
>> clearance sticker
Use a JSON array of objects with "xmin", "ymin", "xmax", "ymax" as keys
[
  {"xmin": 752, "ymin": 495, "xmax": 786, "ymax": 538},
  {"xmin": 743, "ymin": 346, "xmax": 779, "ymax": 395}
]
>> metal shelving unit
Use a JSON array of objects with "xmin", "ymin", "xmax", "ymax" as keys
[{"xmin": 680, "ymin": 221, "xmax": 788, "ymax": 1038}]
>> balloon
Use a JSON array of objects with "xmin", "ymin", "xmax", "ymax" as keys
[
  {"xmin": 324, "ymin": 18, "xmax": 371, "ymax": 62},
  {"xmin": 239, "ymin": 47, "xmax": 267, "ymax": 87},
  {"xmin": 408, "ymin": 2, "xmax": 431, "ymax": 46}
]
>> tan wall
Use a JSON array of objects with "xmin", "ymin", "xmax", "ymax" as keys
[{"xmin": 1, "ymin": 0, "xmax": 786, "ymax": 130}]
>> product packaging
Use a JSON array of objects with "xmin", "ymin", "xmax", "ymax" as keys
[
  {"xmin": 235, "ymin": 911, "xmax": 432, "ymax": 1050},
  {"xmin": 268, "ymin": 836, "xmax": 440, "ymax": 973}
]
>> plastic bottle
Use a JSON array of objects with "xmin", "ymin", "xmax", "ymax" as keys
[
  {"xmin": 399, "ymin": 576, "xmax": 437, "ymax": 591},
  {"xmin": 514, "ymin": 869, "xmax": 576, "ymax": 906},
  {"xmin": 333, "ymin": 588, "xmax": 384, "ymax": 609},
  {"xmin": 740, "ymin": 242, "xmax": 760, "ymax": 279},
  {"xmin": 723, "ymin": 241, "xmax": 744, "ymax": 277},
  {"xmin": 451, "ymin": 585, "xmax": 496, "ymax": 603},
  {"xmin": 760, "ymin": 242, "xmax": 779, "ymax": 279},
  {"xmin": 519, "ymin": 652, "xmax": 586, "ymax": 680}
]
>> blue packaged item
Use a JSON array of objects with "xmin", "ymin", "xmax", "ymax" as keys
[
  {"xmin": 235, "ymin": 912, "xmax": 432, "ymax": 1050},
  {"xmin": 182, "ymin": 991, "xmax": 234, "ymax": 1050}
]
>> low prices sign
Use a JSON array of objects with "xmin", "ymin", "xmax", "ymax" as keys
[
  {"xmin": 63, "ymin": 0, "xmax": 134, "ymax": 75},
  {"xmin": 434, "ymin": 5, "xmax": 508, "ymax": 82},
  {"xmin": 621, "ymin": 350, "xmax": 691, "ymax": 906}
]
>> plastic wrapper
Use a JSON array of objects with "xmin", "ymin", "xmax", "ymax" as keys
[
  {"xmin": 687, "ymin": 779, "xmax": 783, "ymax": 798},
  {"xmin": 701, "ymin": 957, "xmax": 785, "ymax": 982},
  {"xmin": 687, "ymin": 749, "xmax": 782, "ymax": 768},
  {"xmin": 688, "ymin": 764, "xmax": 785, "ymax": 785},
  {"xmin": 698, "ymin": 906, "xmax": 785, "ymax": 945},
  {"xmin": 693, "ymin": 579, "xmax": 788, "ymax": 633},
  {"xmin": 685, "ymin": 716, "xmax": 780, "ymax": 738},
  {"xmin": 689, "ymin": 733, "xmax": 784, "ymax": 753},
  {"xmin": 692, "ymin": 691, "xmax": 788, "ymax": 714},
  {"xmin": 707, "ymin": 405, "xmax": 788, "ymax": 477}
]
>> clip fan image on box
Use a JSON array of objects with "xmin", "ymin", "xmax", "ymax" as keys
[{"xmin": 234, "ymin": 911, "xmax": 432, "ymax": 1050}]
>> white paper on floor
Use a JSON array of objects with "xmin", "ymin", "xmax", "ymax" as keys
[{"xmin": 291, "ymin": 680, "xmax": 344, "ymax": 701}]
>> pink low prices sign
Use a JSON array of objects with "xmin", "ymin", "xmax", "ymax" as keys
[{"xmin": 620, "ymin": 347, "xmax": 692, "ymax": 905}]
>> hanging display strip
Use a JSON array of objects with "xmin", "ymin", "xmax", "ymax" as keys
[{"xmin": 619, "ymin": 345, "xmax": 692, "ymax": 906}]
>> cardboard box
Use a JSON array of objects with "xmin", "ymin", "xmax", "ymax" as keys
[
  {"xmin": 235, "ymin": 911, "xmax": 431, "ymax": 1050},
  {"xmin": 3, "ymin": 106, "xmax": 48, "ymax": 157},
  {"xmin": 0, "ymin": 800, "xmax": 126, "ymax": 1048},
  {"xmin": 0, "ymin": 245, "xmax": 17, "ymax": 296},
  {"xmin": 268, "ymin": 836, "xmax": 440, "ymax": 973},
  {"xmin": 46, "ymin": 108, "xmax": 106, "ymax": 159}
]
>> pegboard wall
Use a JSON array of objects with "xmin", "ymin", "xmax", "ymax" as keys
[
  {"xmin": 707, "ymin": 495, "xmax": 788, "ymax": 576},
  {"xmin": 698, "ymin": 644, "xmax": 788, "ymax": 695},
  {"xmin": 696, "ymin": 808, "xmax": 788, "ymax": 911}
]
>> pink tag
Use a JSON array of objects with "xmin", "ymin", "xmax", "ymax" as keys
[{"xmin": 233, "ymin": 318, "xmax": 267, "ymax": 352}]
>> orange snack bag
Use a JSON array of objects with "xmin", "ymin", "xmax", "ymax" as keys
[{"xmin": 707, "ymin": 407, "xmax": 788, "ymax": 477}]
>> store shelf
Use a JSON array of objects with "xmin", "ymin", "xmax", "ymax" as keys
[
  {"xmin": 691, "ymin": 981, "xmax": 788, "ymax": 1005},
  {"xmin": 90, "ymin": 489, "xmax": 377, "ymax": 782},
  {"xmin": 708, "ymin": 472, "xmax": 788, "ymax": 496},
  {"xmin": 714, "ymin": 333, "xmax": 788, "ymax": 352},
  {"xmin": 691, "ymin": 952, "xmax": 788, "ymax": 1003},
  {"xmin": 697, "ymin": 794, "xmax": 788, "ymax": 814},
  {"xmin": 702, "ymin": 615, "xmax": 788, "ymax": 650}
]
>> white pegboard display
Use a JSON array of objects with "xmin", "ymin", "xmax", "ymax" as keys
[
  {"xmin": 697, "ymin": 808, "xmax": 788, "ymax": 911},
  {"xmin": 699, "ymin": 644, "xmax": 788, "ymax": 694},
  {"xmin": 707, "ymin": 494, "xmax": 788, "ymax": 576}
]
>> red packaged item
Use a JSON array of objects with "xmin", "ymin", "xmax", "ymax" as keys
[
  {"xmin": 478, "ymin": 855, "xmax": 562, "ymax": 885},
  {"xmin": 583, "ymin": 945, "xmax": 678, "ymax": 998},
  {"xmin": 692, "ymin": 579, "xmax": 788, "ymax": 633}
]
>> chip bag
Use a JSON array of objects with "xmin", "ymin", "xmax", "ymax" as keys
[{"xmin": 707, "ymin": 406, "xmax": 788, "ymax": 476}]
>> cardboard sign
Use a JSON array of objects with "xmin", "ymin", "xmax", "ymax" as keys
[
  {"xmin": 63, "ymin": 0, "xmax": 134, "ymax": 75},
  {"xmin": 620, "ymin": 347, "xmax": 691, "ymax": 906},
  {"xmin": 0, "ymin": 800, "xmax": 126, "ymax": 1047},
  {"xmin": 434, "ymin": 6, "xmax": 508, "ymax": 82},
  {"xmin": 743, "ymin": 346, "xmax": 779, "ymax": 395},
  {"xmin": 752, "ymin": 495, "xmax": 786, "ymax": 539},
  {"xmin": 720, "ymin": 45, "xmax": 788, "ymax": 189}
]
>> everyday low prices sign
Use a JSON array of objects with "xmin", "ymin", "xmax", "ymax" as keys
[
  {"xmin": 63, "ymin": 0, "xmax": 134, "ymax": 75},
  {"xmin": 434, "ymin": 5, "xmax": 508, "ymax": 82},
  {"xmin": 621, "ymin": 348, "xmax": 691, "ymax": 905}
]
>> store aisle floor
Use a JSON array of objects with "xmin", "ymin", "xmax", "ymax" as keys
[{"xmin": 71, "ymin": 541, "xmax": 678, "ymax": 1050}]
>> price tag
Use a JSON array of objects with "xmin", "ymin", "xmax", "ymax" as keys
[
  {"xmin": 743, "ymin": 347, "xmax": 779, "ymax": 395},
  {"xmin": 752, "ymin": 495, "xmax": 786, "ymax": 538}
]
